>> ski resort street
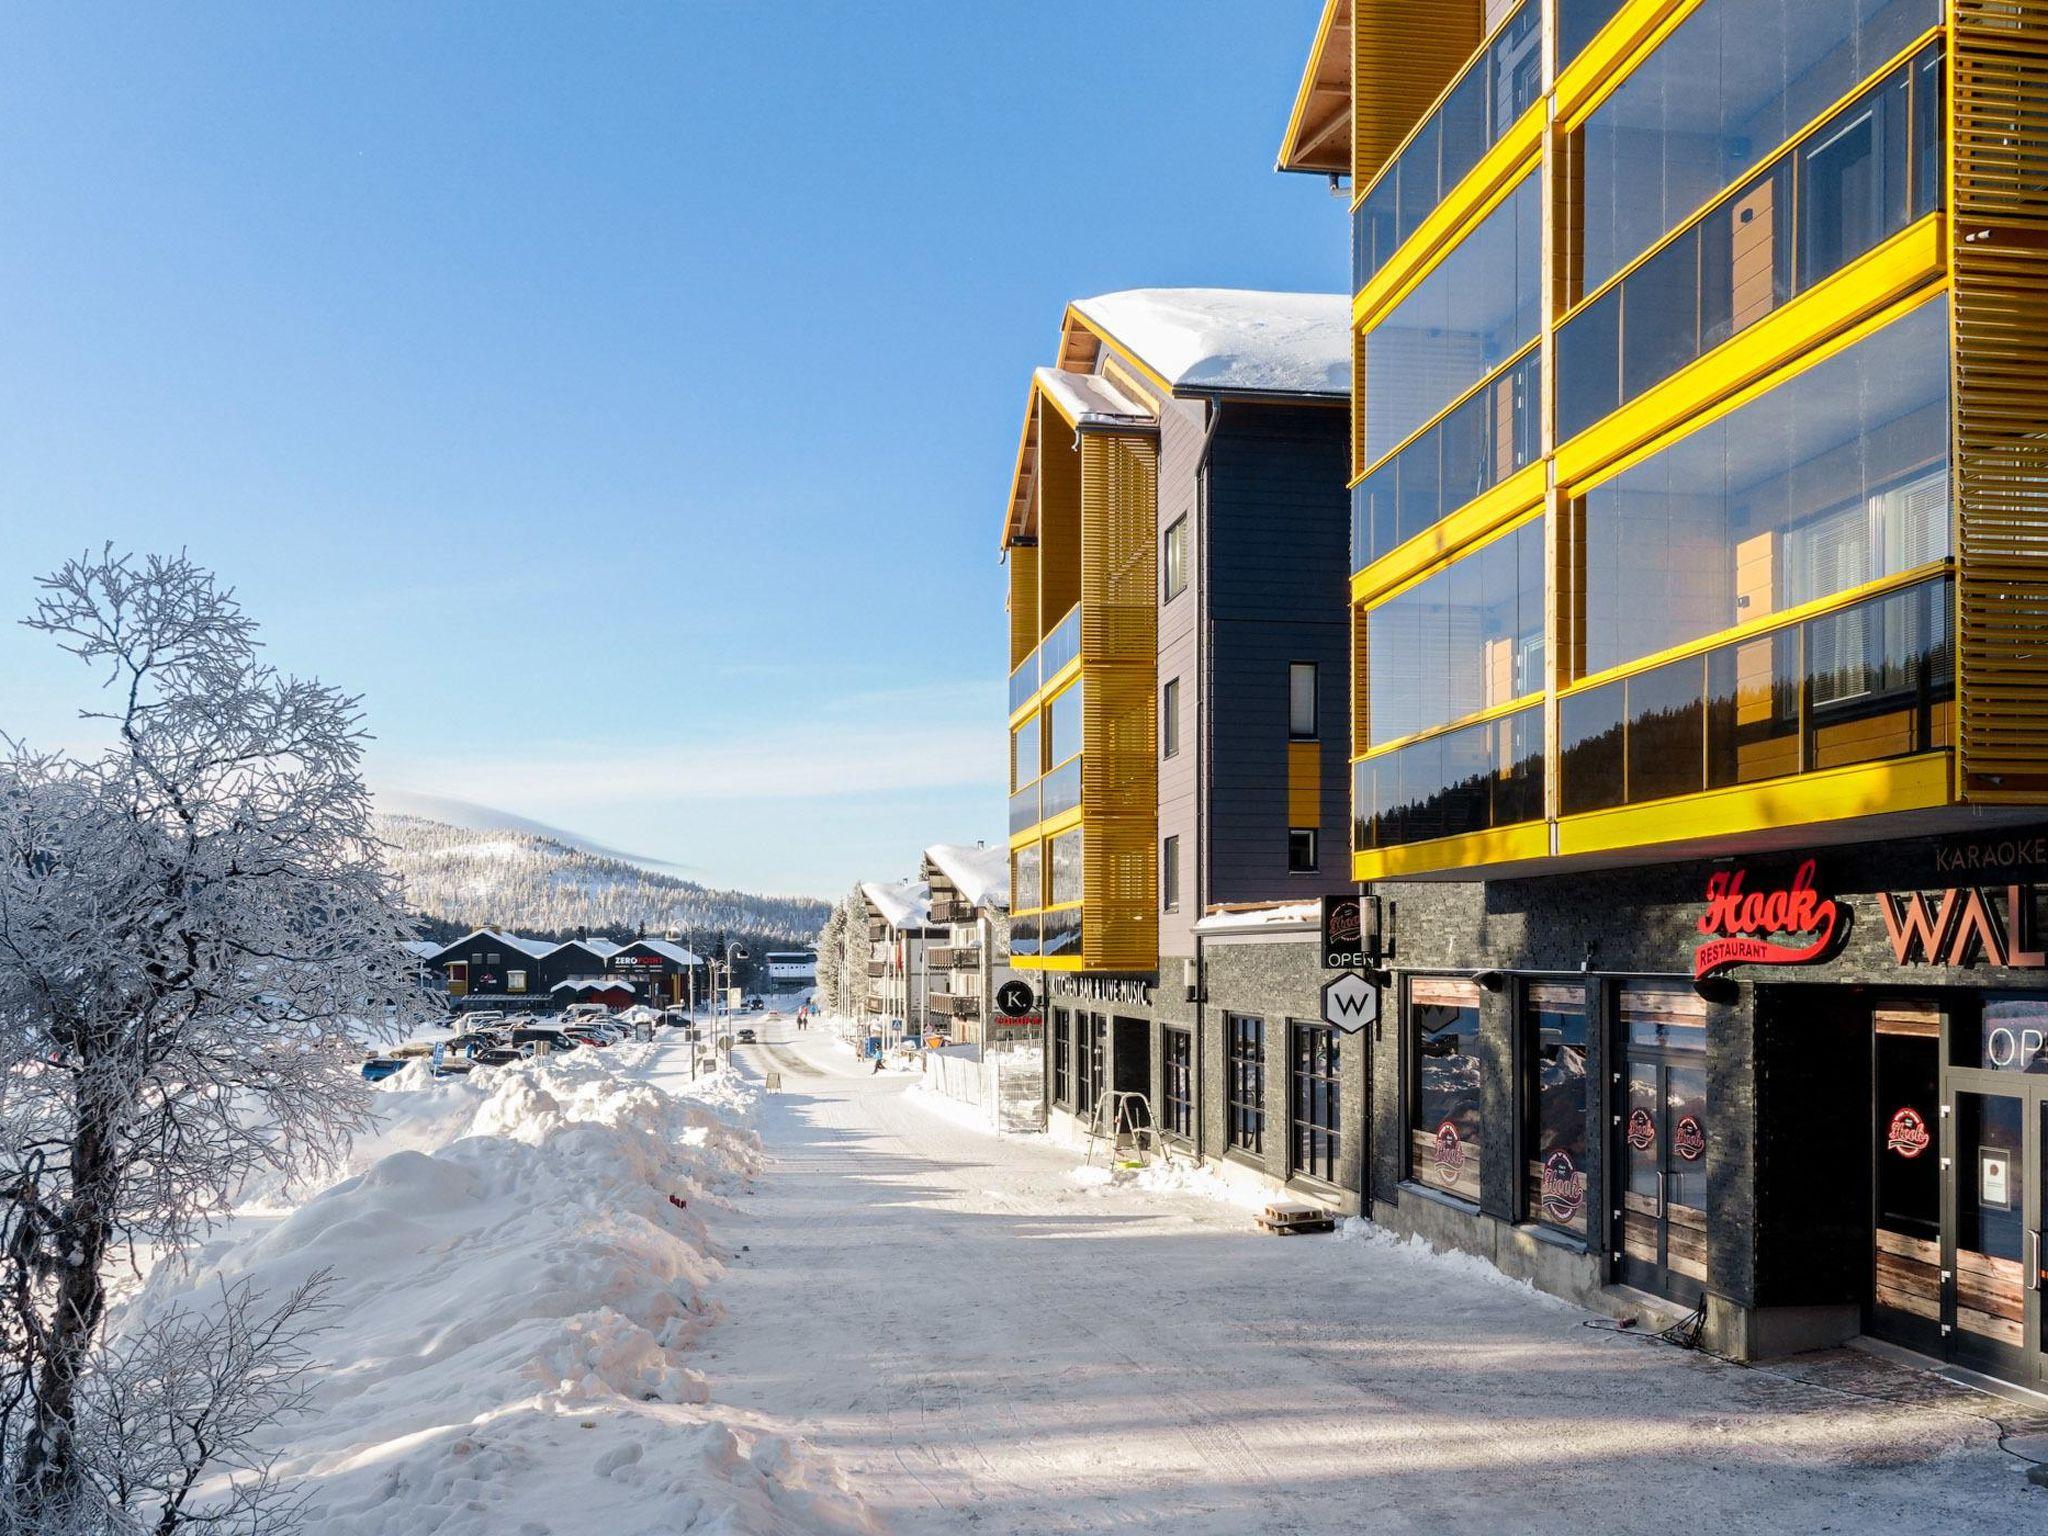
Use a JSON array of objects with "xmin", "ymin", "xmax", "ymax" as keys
[{"xmin": 709, "ymin": 1022, "xmax": 2043, "ymax": 1536}]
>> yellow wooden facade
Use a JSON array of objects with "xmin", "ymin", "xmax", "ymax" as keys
[{"xmin": 1318, "ymin": 0, "xmax": 2048, "ymax": 883}]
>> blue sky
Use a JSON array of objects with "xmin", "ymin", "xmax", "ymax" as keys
[{"xmin": 0, "ymin": 1, "xmax": 1343, "ymax": 897}]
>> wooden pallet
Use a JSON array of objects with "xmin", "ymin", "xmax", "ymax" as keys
[{"xmin": 1256, "ymin": 1200, "xmax": 1335, "ymax": 1236}]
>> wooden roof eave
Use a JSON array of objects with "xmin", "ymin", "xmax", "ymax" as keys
[{"xmin": 1276, "ymin": 0, "xmax": 1351, "ymax": 176}]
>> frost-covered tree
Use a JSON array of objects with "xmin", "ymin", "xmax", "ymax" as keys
[
  {"xmin": 0, "ymin": 550, "xmax": 425, "ymax": 1527},
  {"xmin": 813, "ymin": 902, "xmax": 846, "ymax": 1017}
]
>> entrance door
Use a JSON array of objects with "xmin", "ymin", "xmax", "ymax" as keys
[
  {"xmin": 1944, "ymin": 992, "xmax": 2048, "ymax": 1388},
  {"xmin": 446, "ymin": 961, "xmax": 468, "ymax": 998},
  {"xmin": 1870, "ymin": 1006, "xmax": 1943, "ymax": 1353},
  {"xmin": 1615, "ymin": 985, "xmax": 1710, "ymax": 1305}
]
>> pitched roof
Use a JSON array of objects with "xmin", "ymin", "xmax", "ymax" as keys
[
  {"xmin": 924, "ymin": 844, "xmax": 1009, "ymax": 913},
  {"xmin": 425, "ymin": 928, "xmax": 554, "ymax": 963},
  {"xmin": 1068, "ymin": 289, "xmax": 1350, "ymax": 399},
  {"xmin": 616, "ymin": 938, "xmax": 702, "ymax": 966},
  {"xmin": 861, "ymin": 878, "xmax": 932, "ymax": 932}
]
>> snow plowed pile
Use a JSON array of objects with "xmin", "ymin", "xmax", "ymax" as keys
[{"xmin": 118, "ymin": 1049, "xmax": 873, "ymax": 1536}]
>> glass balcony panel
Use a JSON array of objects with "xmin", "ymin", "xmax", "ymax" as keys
[
  {"xmin": 1013, "ymin": 841, "xmax": 1043, "ymax": 910},
  {"xmin": 1624, "ymin": 656, "xmax": 1708, "ymax": 804},
  {"xmin": 1047, "ymin": 680, "xmax": 1084, "ymax": 768},
  {"xmin": 1354, "ymin": 704, "xmax": 1545, "ymax": 853},
  {"xmin": 1560, "ymin": 681, "xmax": 1627, "ymax": 816},
  {"xmin": 1009, "ymin": 783, "xmax": 1040, "ymax": 836},
  {"xmin": 1707, "ymin": 628, "xmax": 1801, "ymax": 787},
  {"xmin": 1581, "ymin": 295, "xmax": 1950, "ymax": 677},
  {"xmin": 1556, "ymin": 285, "xmax": 1621, "ymax": 444},
  {"xmin": 1040, "ymin": 757, "xmax": 1083, "ymax": 822},
  {"xmin": 1362, "ymin": 171, "xmax": 1541, "ymax": 463},
  {"xmin": 1395, "ymin": 116, "xmax": 1442, "ymax": 251},
  {"xmin": 1012, "ymin": 716, "xmax": 1041, "ymax": 793},
  {"xmin": 1577, "ymin": 0, "xmax": 1939, "ymax": 293},
  {"xmin": 1010, "ymin": 915, "xmax": 1041, "ymax": 959},
  {"xmin": 1557, "ymin": 0, "xmax": 1628, "ymax": 69},
  {"xmin": 1038, "ymin": 908, "xmax": 1082, "ymax": 959},
  {"xmin": 1041, "ymin": 605, "xmax": 1080, "ymax": 682},
  {"xmin": 1008, "ymin": 649, "xmax": 1038, "ymax": 716},
  {"xmin": 1804, "ymin": 578, "xmax": 1953, "ymax": 771},
  {"xmin": 1911, "ymin": 43, "xmax": 1943, "ymax": 218}
]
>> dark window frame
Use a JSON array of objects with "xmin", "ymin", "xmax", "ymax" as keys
[
  {"xmin": 1163, "ymin": 1028, "xmax": 1194, "ymax": 1141},
  {"xmin": 1291, "ymin": 1022, "xmax": 1340, "ymax": 1183},
  {"xmin": 1163, "ymin": 517, "xmax": 1189, "ymax": 603},
  {"xmin": 1163, "ymin": 834, "xmax": 1181, "ymax": 913},
  {"xmin": 1163, "ymin": 677, "xmax": 1181, "ymax": 759},
  {"xmin": 1227, "ymin": 1014, "xmax": 1266, "ymax": 1154},
  {"xmin": 1288, "ymin": 828, "xmax": 1320, "ymax": 874},
  {"xmin": 1289, "ymin": 662, "xmax": 1320, "ymax": 741},
  {"xmin": 1052, "ymin": 1010, "xmax": 1071, "ymax": 1107}
]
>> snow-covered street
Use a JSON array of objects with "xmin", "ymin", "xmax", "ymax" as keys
[{"xmin": 711, "ymin": 1021, "xmax": 2044, "ymax": 1535}]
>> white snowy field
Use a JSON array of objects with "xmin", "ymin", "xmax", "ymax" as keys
[
  {"xmin": 107, "ymin": 1017, "xmax": 2046, "ymax": 1535},
  {"xmin": 710, "ymin": 1020, "xmax": 2046, "ymax": 1536}
]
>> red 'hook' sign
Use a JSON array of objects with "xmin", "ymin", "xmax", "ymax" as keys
[{"xmin": 1693, "ymin": 859, "xmax": 1841, "ymax": 980}]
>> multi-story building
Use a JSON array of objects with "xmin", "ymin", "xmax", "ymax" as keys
[
  {"xmin": 1282, "ymin": 0, "xmax": 2048, "ymax": 1385},
  {"xmin": 919, "ymin": 843, "xmax": 1014, "ymax": 1048},
  {"xmin": 1001, "ymin": 289, "xmax": 1367, "ymax": 1206},
  {"xmin": 860, "ymin": 878, "xmax": 937, "ymax": 1043}
]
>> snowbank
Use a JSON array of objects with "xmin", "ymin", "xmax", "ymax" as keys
[{"xmin": 117, "ymin": 1047, "xmax": 873, "ymax": 1536}]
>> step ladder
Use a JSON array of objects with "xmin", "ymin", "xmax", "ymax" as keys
[{"xmin": 1083, "ymin": 1090, "xmax": 1175, "ymax": 1169}]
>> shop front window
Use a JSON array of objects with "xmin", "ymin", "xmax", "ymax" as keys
[
  {"xmin": 1522, "ymin": 984, "xmax": 1590, "ymax": 1237},
  {"xmin": 1228, "ymin": 1015, "xmax": 1265, "ymax": 1154},
  {"xmin": 1292, "ymin": 1023, "xmax": 1340, "ymax": 1184},
  {"xmin": 1163, "ymin": 1029, "xmax": 1193, "ymax": 1140},
  {"xmin": 1410, "ymin": 978, "xmax": 1484, "ymax": 1203}
]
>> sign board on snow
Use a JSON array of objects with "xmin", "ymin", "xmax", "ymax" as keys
[
  {"xmin": 1321, "ymin": 972, "xmax": 1378, "ymax": 1033},
  {"xmin": 727, "ymin": 987, "xmax": 743, "ymax": 1008},
  {"xmin": 1321, "ymin": 895, "xmax": 1381, "ymax": 970},
  {"xmin": 994, "ymin": 980, "xmax": 1037, "ymax": 1019}
]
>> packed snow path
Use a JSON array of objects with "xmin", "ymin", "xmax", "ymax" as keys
[{"xmin": 709, "ymin": 1023, "xmax": 2042, "ymax": 1535}]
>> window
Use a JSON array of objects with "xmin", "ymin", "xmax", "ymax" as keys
[
  {"xmin": 1353, "ymin": 703, "xmax": 1545, "ymax": 852},
  {"xmin": 1012, "ymin": 843, "xmax": 1043, "ymax": 912},
  {"xmin": 1049, "ymin": 828, "xmax": 1083, "ymax": 907},
  {"xmin": 1075, "ymin": 1015, "xmax": 1104, "ymax": 1115},
  {"xmin": 1012, "ymin": 717, "xmax": 1041, "ymax": 791},
  {"xmin": 1522, "ymin": 984, "xmax": 1590, "ymax": 1237},
  {"xmin": 1163, "ymin": 1029, "xmax": 1193, "ymax": 1140},
  {"xmin": 1052, "ymin": 1011, "xmax": 1071, "ymax": 1106},
  {"xmin": 1292, "ymin": 1024, "xmax": 1340, "ymax": 1183},
  {"xmin": 1410, "ymin": 978, "xmax": 1484, "ymax": 1203},
  {"xmin": 1362, "ymin": 171, "xmax": 1541, "ymax": 467},
  {"xmin": 1162, "ymin": 834, "xmax": 1181, "ymax": 913},
  {"xmin": 1162, "ymin": 678, "xmax": 1181, "ymax": 758},
  {"xmin": 486, "ymin": 953, "xmax": 501, "ymax": 966},
  {"xmin": 1576, "ymin": 0, "xmax": 1939, "ymax": 293},
  {"xmin": 1047, "ymin": 682, "xmax": 1084, "ymax": 767},
  {"xmin": 1365, "ymin": 518, "xmax": 1544, "ymax": 747},
  {"xmin": 1559, "ymin": 576, "xmax": 1953, "ymax": 815},
  {"xmin": 1227, "ymin": 1015, "xmax": 1265, "ymax": 1154},
  {"xmin": 1289, "ymin": 662, "xmax": 1319, "ymax": 740},
  {"xmin": 1288, "ymin": 829, "xmax": 1319, "ymax": 874},
  {"xmin": 1164, "ymin": 518, "xmax": 1188, "ymax": 601},
  {"xmin": 1578, "ymin": 296, "xmax": 1949, "ymax": 677},
  {"xmin": 507, "ymin": 970, "xmax": 527, "ymax": 994}
]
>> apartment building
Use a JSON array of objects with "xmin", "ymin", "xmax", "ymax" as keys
[
  {"xmin": 920, "ymin": 843, "xmax": 1014, "ymax": 1048},
  {"xmin": 1281, "ymin": 0, "xmax": 2048, "ymax": 1384},
  {"xmin": 860, "ymin": 877, "xmax": 937, "ymax": 1043},
  {"xmin": 1002, "ymin": 289, "xmax": 1366, "ymax": 1208}
]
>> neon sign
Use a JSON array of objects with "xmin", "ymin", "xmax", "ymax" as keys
[{"xmin": 1694, "ymin": 859, "xmax": 1844, "ymax": 980}]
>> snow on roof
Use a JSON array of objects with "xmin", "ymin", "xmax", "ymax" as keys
[
  {"xmin": 551, "ymin": 976, "xmax": 637, "ymax": 993},
  {"xmin": 1191, "ymin": 900, "xmax": 1321, "ymax": 936},
  {"xmin": 546, "ymin": 937, "xmax": 622, "ymax": 961},
  {"xmin": 861, "ymin": 878, "xmax": 932, "ymax": 931},
  {"xmin": 1070, "ymin": 289, "xmax": 1350, "ymax": 398},
  {"xmin": 619, "ymin": 938, "xmax": 701, "ymax": 966},
  {"xmin": 401, "ymin": 940, "xmax": 442, "ymax": 959},
  {"xmin": 429, "ymin": 928, "xmax": 554, "ymax": 961},
  {"xmin": 1034, "ymin": 366, "xmax": 1154, "ymax": 431},
  {"xmin": 924, "ymin": 844, "xmax": 1009, "ymax": 913}
]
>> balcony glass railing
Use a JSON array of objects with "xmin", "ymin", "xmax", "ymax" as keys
[
  {"xmin": 1009, "ymin": 604, "xmax": 1081, "ymax": 715},
  {"xmin": 1039, "ymin": 907, "xmax": 1082, "ymax": 959},
  {"xmin": 1352, "ymin": 0, "xmax": 1541, "ymax": 293},
  {"xmin": 1559, "ymin": 576, "xmax": 1953, "ymax": 817},
  {"xmin": 1040, "ymin": 756, "xmax": 1082, "ymax": 822},
  {"xmin": 1009, "ymin": 782, "xmax": 1040, "ymax": 836},
  {"xmin": 1353, "ymin": 703, "xmax": 1545, "ymax": 853},
  {"xmin": 1557, "ymin": 42, "xmax": 1943, "ymax": 444},
  {"xmin": 1010, "ymin": 914, "xmax": 1041, "ymax": 958},
  {"xmin": 1556, "ymin": 0, "xmax": 1628, "ymax": 70},
  {"xmin": 1351, "ymin": 347, "xmax": 1540, "ymax": 571}
]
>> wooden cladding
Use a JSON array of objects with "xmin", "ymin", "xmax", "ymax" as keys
[
  {"xmin": 1352, "ymin": 1, "xmax": 1485, "ymax": 189},
  {"xmin": 1079, "ymin": 433, "xmax": 1159, "ymax": 972},
  {"xmin": 1008, "ymin": 545, "xmax": 1040, "ymax": 671},
  {"xmin": 1953, "ymin": 0, "xmax": 2048, "ymax": 799}
]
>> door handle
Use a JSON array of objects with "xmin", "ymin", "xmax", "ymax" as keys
[{"xmin": 2031, "ymin": 1229, "xmax": 2043, "ymax": 1294}]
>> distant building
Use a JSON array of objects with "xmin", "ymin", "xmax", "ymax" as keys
[
  {"xmin": 764, "ymin": 950, "xmax": 818, "ymax": 986},
  {"xmin": 919, "ymin": 843, "xmax": 1015, "ymax": 1048},
  {"xmin": 605, "ymin": 938, "xmax": 704, "ymax": 1008},
  {"xmin": 424, "ymin": 929, "xmax": 557, "ymax": 1003},
  {"xmin": 859, "ymin": 879, "xmax": 937, "ymax": 1041}
]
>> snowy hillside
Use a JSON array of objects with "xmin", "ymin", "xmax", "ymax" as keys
[{"xmin": 376, "ymin": 814, "xmax": 827, "ymax": 942}]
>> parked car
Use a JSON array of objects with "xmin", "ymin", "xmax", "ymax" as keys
[
  {"xmin": 660, "ymin": 1007, "xmax": 695, "ymax": 1031},
  {"xmin": 744, "ymin": 997, "xmax": 765, "ymax": 1012},
  {"xmin": 736, "ymin": 1027, "xmax": 757, "ymax": 1044}
]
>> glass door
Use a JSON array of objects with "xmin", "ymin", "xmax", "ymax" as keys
[
  {"xmin": 1870, "ymin": 1007, "xmax": 1942, "ymax": 1353},
  {"xmin": 1950, "ymin": 1090, "xmax": 2032, "ymax": 1383},
  {"xmin": 1614, "ymin": 985, "xmax": 1710, "ymax": 1305}
]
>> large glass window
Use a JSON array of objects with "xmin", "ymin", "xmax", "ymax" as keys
[
  {"xmin": 1228, "ymin": 1015, "xmax": 1265, "ymax": 1154},
  {"xmin": 1367, "ymin": 519, "xmax": 1543, "ymax": 747},
  {"xmin": 1410, "ymin": 978, "xmax": 1484, "ymax": 1203},
  {"xmin": 1012, "ymin": 843, "xmax": 1043, "ymax": 912},
  {"xmin": 1354, "ymin": 704, "xmax": 1545, "ymax": 852},
  {"xmin": 1352, "ymin": 347, "xmax": 1540, "ymax": 570},
  {"xmin": 1558, "ymin": 0, "xmax": 1629, "ymax": 67},
  {"xmin": 1052, "ymin": 1011, "xmax": 1071, "ymax": 1105},
  {"xmin": 1163, "ymin": 1029, "xmax": 1193, "ymax": 1140},
  {"xmin": 1352, "ymin": 2, "xmax": 1542, "ymax": 289},
  {"xmin": 1289, "ymin": 662, "xmax": 1320, "ymax": 740},
  {"xmin": 1561, "ymin": 576, "xmax": 1953, "ymax": 814},
  {"xmin": 1012, "ymin": 717, "xmax": 1041, "ymax": 791},
  {"xmin": 1577, "ymin": 0, "xmax": 1939, "ymax": 293},
  {"xmin": 1522, "ymin": 984, "xmax": 1590, "ymax": 1237},
  {"xmin": 1292, "ymin": 1023, "xmax": 1340, "ymax": 1183},
  {"xmin": 1040, "ymin": 907, "xmax": 1082, "ymax": 959},
  {"xmin": 1047, "ymin": 681, "xmax": 1084, "ymax": 767},
  {"xmin": 1580, "ymin": 297, "xmax": 1949, "ymax": 677},
  {"xmin": 1362, "ymin": 172, "xmax": 1541, "ymax": 467},
  {"xmin": 1557, "ymin": 45, "xmax": 1939, "ymax": 442},
  {"xmin": 1048, "ymin": 828, "xmax": 1083, "ymax": 907}
]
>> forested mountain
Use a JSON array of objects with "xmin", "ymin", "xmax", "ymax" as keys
[{"xmin": 376, "ymin": 814, "xmax": 827, "ymax": 945}]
